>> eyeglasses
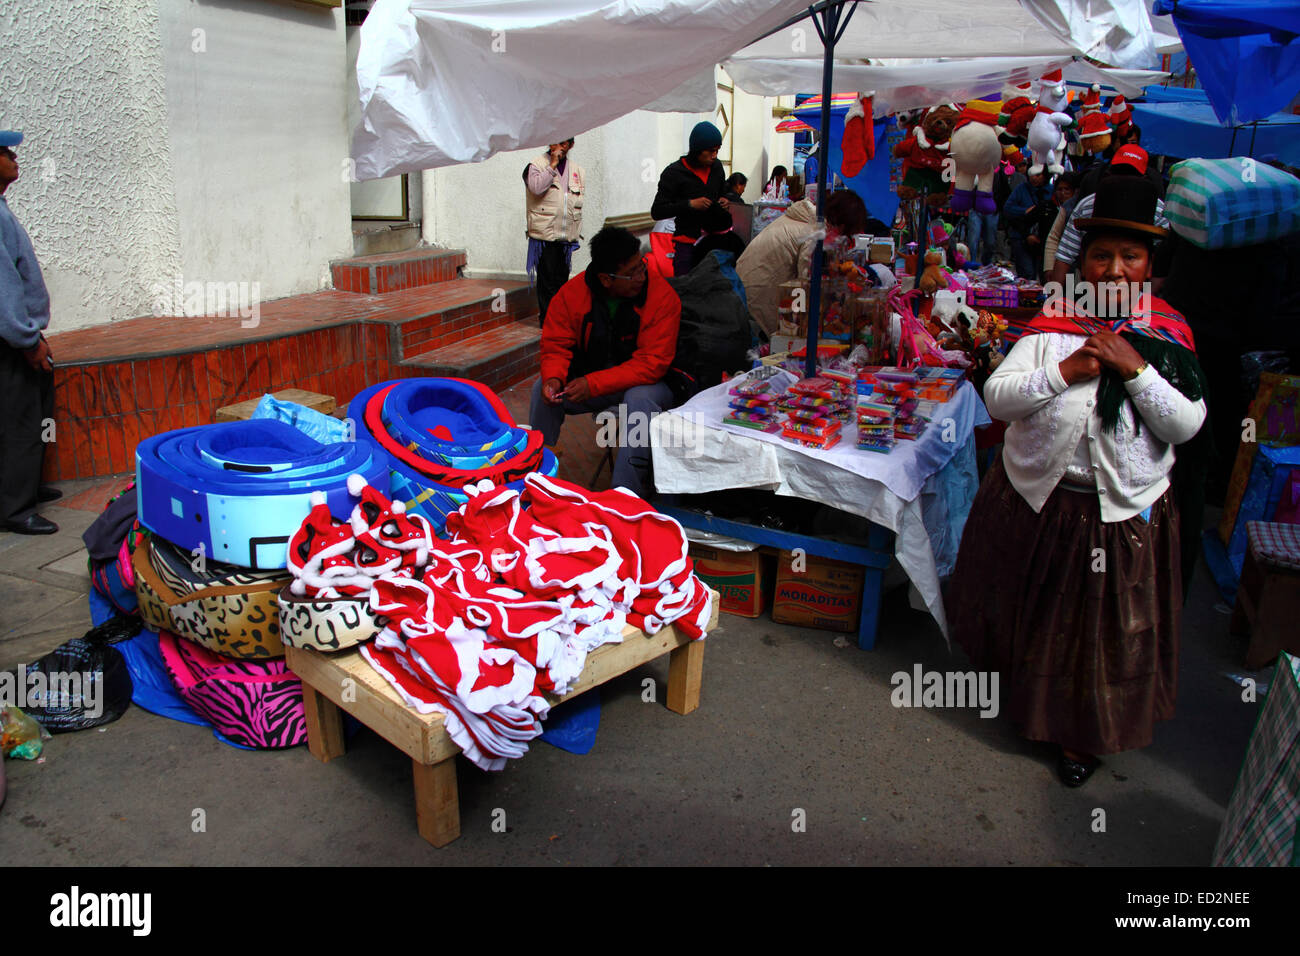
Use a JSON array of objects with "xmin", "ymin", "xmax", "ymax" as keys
[{"xmin": 604, "ymin": 259, "xmax": 648, "ymax": 282}]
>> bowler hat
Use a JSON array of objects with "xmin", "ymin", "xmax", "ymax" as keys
[{"xmin": 1074, "ymin": 174, "xmax": 1166, "ymax": 239}]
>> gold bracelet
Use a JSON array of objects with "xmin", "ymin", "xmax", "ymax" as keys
[{"xmin": 1126, "ymin": 362, "xmax": 1149, "ymax": 381}]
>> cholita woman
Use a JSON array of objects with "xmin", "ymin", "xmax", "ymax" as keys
[{"xmin": 947, "ymin": 175, "xmax": 1208, "ymax": 787}]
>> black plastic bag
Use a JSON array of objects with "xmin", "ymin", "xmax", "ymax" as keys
[{"xmin": 5, "ymin": 636, "xmax": 133, "ymax": 733}]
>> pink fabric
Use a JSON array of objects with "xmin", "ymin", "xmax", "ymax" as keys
[{"xmin": 158, "ymin": 632, "xmax": 306, "ymax": 749}]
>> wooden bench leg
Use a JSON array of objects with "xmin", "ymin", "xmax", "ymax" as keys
[
  {"xmin": 302, "ymin": 685, "xmax": 347, "ymax": 763},
  {"xmin": 413, "ymin": 757, "xmax": 460, "ymax": 848},
  {"xmin": 666, "ymin": 639, "xmax": 705, "ymax": 715}
]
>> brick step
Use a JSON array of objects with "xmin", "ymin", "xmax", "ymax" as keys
[
  {"xmin": 386, "ymin": 281, "xmax": 538, "ymax": 361},
  {"xmin": 399, "ymin": 321, "xmax": 542, "ymax": 394},
  {"xmin": 331, "ymin": 247, "xmax": 467, "ymax": 294}
]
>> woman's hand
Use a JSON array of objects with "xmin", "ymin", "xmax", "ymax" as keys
[
  {"xmin": 1058, "ymin": 346, "xmax": 1102, "ymax": 386},
  {"xmin": 1083, "ymin": 330, "xmax": 1145, "ymax": 379},
  {"xmin": 688, "ymin": 196, "xmax": 713, "ymax": 211}
]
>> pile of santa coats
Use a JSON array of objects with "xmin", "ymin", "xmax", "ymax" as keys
[{"xmin": 286, "ymin": 472, "xmax": 712, "ymax": 770}]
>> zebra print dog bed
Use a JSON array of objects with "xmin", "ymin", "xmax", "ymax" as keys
[{"xmin": 158, "ymin": 631, "xmax": 305, "ymax": 749}]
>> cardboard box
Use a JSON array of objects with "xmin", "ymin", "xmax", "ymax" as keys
[
  {"xmin": 688, "ymin": 544, "xmax": 770, "ymax": 618},
  {"xmin": 771, "ymin": 551, "xmax": 864, "ymax": 632}
]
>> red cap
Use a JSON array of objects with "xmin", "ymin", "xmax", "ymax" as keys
[
  {"xmin": 1111, "ymin": 144, "xmax": 1148, "ymax": 174},
  {"xmin": 1041, "ymin": 68, "xmax": 1063, "ymax": 84}
]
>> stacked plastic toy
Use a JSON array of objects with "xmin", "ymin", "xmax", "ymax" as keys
[
  {"xmin": 778, "ymin": 377, "xmax": 849, "ymax": 450},
  {"xmin": 347, "ymin": 378, "xmax": 558, "ymax": 535},
  {"xmin": 724, "ymin": 373, "xmax": 783, "ymax": 434},
  {"xmin": 858, "ymin": 367, "xmax": 927, "ymax": 445}
]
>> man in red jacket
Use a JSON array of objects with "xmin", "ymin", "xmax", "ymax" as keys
[{"xmin": 529, "ymin": 226, "xmax": 681, "ymax": 497}]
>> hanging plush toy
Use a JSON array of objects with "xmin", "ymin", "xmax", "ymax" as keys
[
  {"xmin": 841, "ymin": 91, "xmax": 876, "ymax": 178},
  {"xmin": 998, "ymin": 82, "xmax": 1035, "ymax": 150},
  {"xmin": 1078, "ymin": 84, "xmax": 1102, "ymax": 117},
  {"xmin": 1076, "ymin": 111, "xmax": 1113, "ymax": 155},
  {"xmin": 1107, "ymin": 94, "xmax": 1133, "ymax": 139},
  {"xmin": 1027, "ymin": 68, "xmax": 1072, "ymax": 176},
  {"xmin": 893, "ymin": 105, "xmax": 960, "ymax": 205},
  {"xmin": 948, "ymin": 99, "xmax": 1003, "ymax": 214}
]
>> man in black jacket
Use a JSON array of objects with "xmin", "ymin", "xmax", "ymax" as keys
[{"xmin": 652, "ymin": 121, "xmax": 726, "ymax": 277}]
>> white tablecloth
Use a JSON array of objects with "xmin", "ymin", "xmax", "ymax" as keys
[{"xmin": 651, "ymin": 369, "xmax": 991, "ymax": 637}]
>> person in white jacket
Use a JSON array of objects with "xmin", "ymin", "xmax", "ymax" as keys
[
  {"xmin": 946, "ymin": 175, "xmax": 1208, "ymax": 789},
  {"xmin": 736, "ymin": 190, "xmax": 869, "ymax": 336}
]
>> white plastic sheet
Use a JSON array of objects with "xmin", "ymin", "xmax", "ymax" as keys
[
  {"xmin": 1021, "ymin": 0, "xmax": 1162, "ymax": 70},
  {"xmin": 650, "ymin": 369, "xmax": 992, "ymax": 637},
  {"xmin": 352, "ymin": 0, "xmax": 806, "ymax": 178}
]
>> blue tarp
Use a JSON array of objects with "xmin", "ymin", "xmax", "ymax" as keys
[
  {"xmin": 1130, "ymin": 98, "xmax": 1300, "ymax": 163},
  {"xmin": 1153, "ymin": 0, "xmax": 1300, "ymax": 125},
  {"xmin": 789, "ymin": 105, "xmax": 899, "ymax": 234}
]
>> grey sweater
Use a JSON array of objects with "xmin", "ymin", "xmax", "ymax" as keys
[{"xmin": 0, "ymin": 195, "xmax": 50, "ymax": 350}]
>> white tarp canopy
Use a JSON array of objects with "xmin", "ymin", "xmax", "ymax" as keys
[
  {"xmin": 352, "ymin": 0, "xmax": 808, "ymax": 178},
  {"xmin": 352, "ymin": 0, "xmax": 1176, "ymax": 179}
]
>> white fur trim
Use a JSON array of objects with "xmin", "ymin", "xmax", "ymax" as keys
[{"xmin": 347, "ymin": 473, "xmax": 367, "ymax": 496}]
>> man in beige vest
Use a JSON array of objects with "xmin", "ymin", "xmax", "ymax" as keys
[{"xmin": 524, "ymin": 138, "xmax": 585, "ymax": 325}]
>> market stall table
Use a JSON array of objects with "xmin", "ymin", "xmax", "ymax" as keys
[
  {"xmin": 651, "ymin": 368, "xmax": 990, "ymax": 645},
  {"xmin": 285, "ymin": 593, "xmax": 718, "ymax": 848}
]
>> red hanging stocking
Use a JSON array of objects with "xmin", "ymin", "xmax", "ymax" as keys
[{"xmin": 841, "ymin": 91, "xmax": 875, "ymax": 178}]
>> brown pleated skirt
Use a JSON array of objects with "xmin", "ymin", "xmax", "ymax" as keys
[{"xmin": 947, "ymin": 458, "xmax": 1182, "ymax": 755}]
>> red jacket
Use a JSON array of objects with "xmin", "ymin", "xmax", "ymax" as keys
[{"xmin": 539, "ymin": 269, "xmax": 681, "ymax": 399}]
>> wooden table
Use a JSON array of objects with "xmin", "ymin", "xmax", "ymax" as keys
[{"xmin": 284, "ymin": 593, "xmax": 718, "ymax": 847}]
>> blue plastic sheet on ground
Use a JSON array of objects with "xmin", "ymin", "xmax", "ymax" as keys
[
  {"xmin": 1202, "ymin": 529, "xmax": 1239, "ymax": 605},
  {"xmin": 1153, "ymin": 0, "xmax": 1300, "ymax": 126},
  {"xmin": 539, "ymin": 690, "xmax": 601, "ymax": 756}
]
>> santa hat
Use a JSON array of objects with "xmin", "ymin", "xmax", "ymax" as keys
[
  {"xmin": 1107, "ymin": 95, "xmax": 1130, "ymax": 120},
  {"xmin": 1040, "ymin": 68, "xmax": 1063, "ymax": 85},
  {"xmin": 1080, "ymin": 84, "xmax": 1102, "ymax": 113},
  {"xmin": 1077, "ymin": 111, "xmax": 1112, "ymax": 140}
]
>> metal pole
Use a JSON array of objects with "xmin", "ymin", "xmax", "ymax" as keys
[{"xmin": 804, "ymin": 3, "xmax": 857, "ymax": 379}]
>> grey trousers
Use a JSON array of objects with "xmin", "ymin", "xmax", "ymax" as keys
[{"xmin": 528, "ymin": 377, "xmax": 673, "ymax": 498}]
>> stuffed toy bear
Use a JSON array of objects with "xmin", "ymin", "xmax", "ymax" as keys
[
  {"xmin": 917, "ymin": 249, "xmax": 948, "ymax": 296},
  {"xmin": 893, "ymin": 105, "xmax": 960, "ymax": 204},
  {"xmin": 948, "ymin": 99, "xmax": 1004, "ymax": 214},
  {"xmin": 1026, "ymin": 69, "xmax": 1072, "ymax": 175},
  {"xmin": 1076, "ymin": 111, "xmax": 1113, "ymax": 155}
]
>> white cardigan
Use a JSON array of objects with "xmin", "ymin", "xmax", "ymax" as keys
[{"xmin": 984, "ymin": 331, "xmax": 1207, "ymax": 523}]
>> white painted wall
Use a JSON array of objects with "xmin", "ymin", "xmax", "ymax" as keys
[
  {"xmin": 0, "ymin": 0, "xmax": 184, "ymax": 333},
  {"xmin": 422, "ymin": 67, "xmax": 795, "ymax": 279},
  {"xmin": 157, "ymin": 0, "xmax": 353, "ymax": 304}
]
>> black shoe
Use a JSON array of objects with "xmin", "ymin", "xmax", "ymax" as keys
[
  {"xmin": 4, "ymin": 514, "xmax": 59, "ymax": 535},
  {"xmin": 1057, "ymin": 751, "xmax": 1101, "ymax": 788},
  {"xmin": 37, "ymin": 485, "xmax": 63, "ymax": 503}
]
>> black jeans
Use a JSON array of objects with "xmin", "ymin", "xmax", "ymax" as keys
[
  {"xmin": 535, "ymin": 241, "xmax": 572, "ymax": 326},
  {"xmin": 0, "ymin": 344, "xmax": 54, "ymax": 523}
]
